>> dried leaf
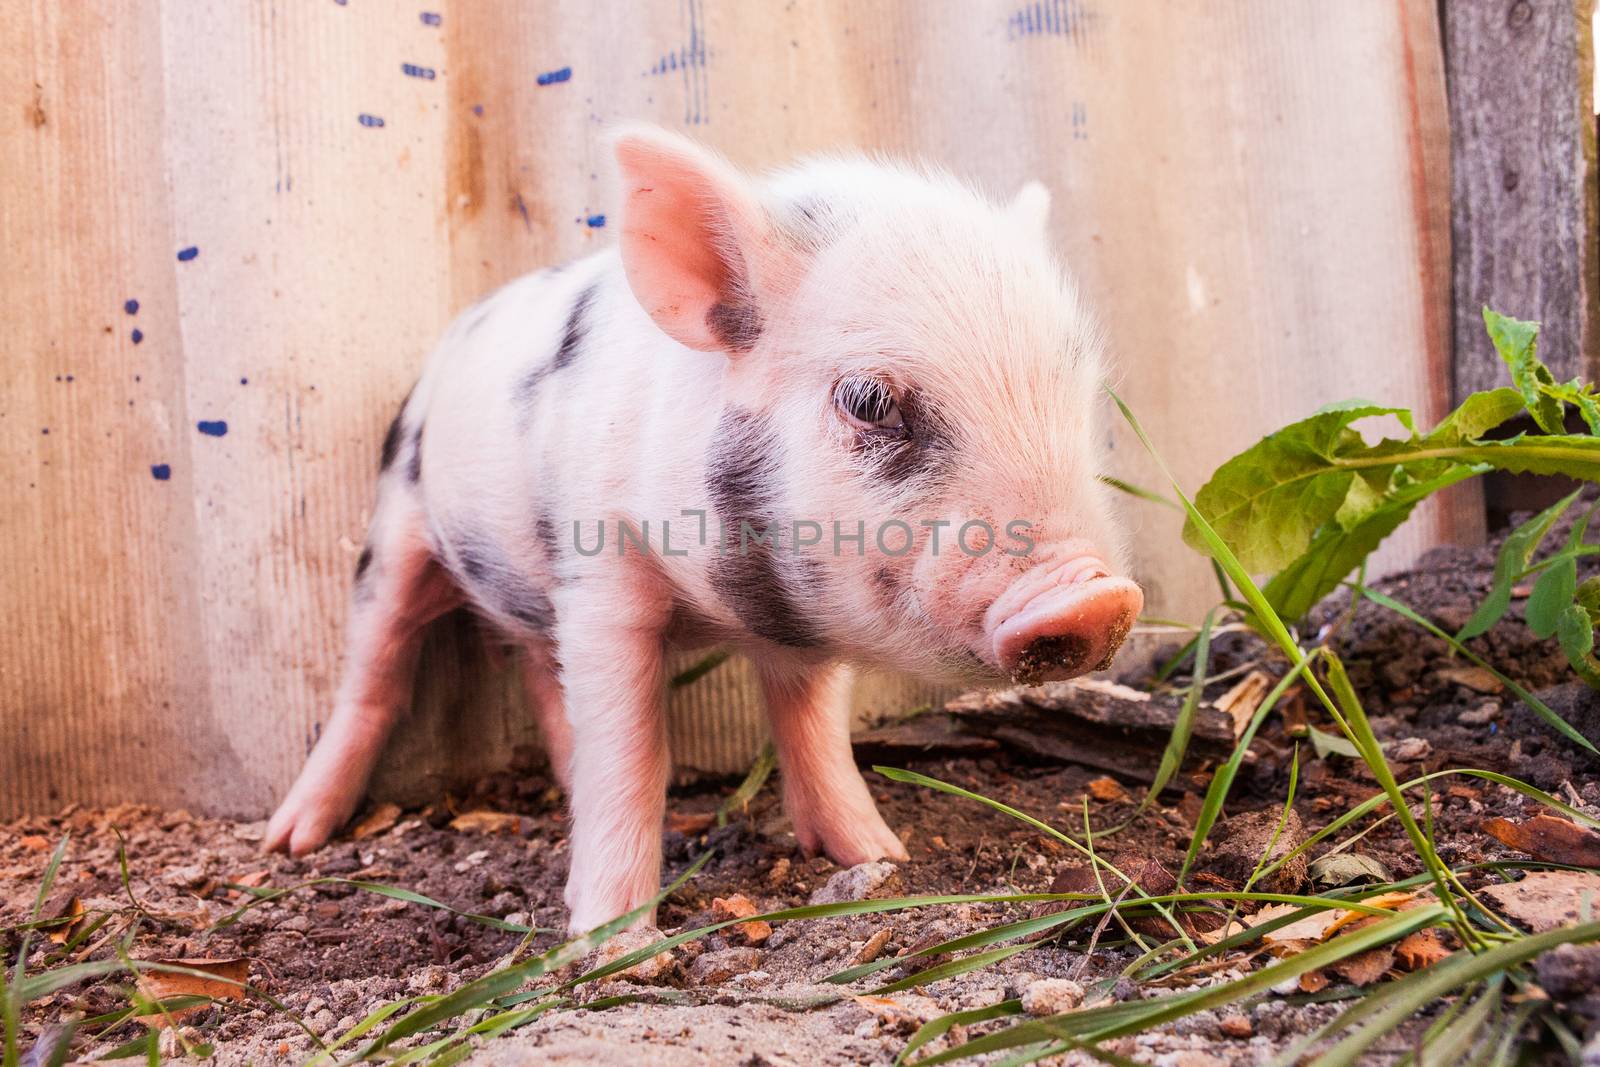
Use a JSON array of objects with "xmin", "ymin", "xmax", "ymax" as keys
[
  {"xmin": 44, "ymin": 895, "xmax": 85, "ymax": 945},
  {"xmin": 351, "ymin": 802, "xmax": 401, "ymax": 840},
  {"xmin": 1298, "ymin": 969, "xmax": 1328, "ymax": 993},
  {"xmin": 136, "ymin": 958, "xmax": 248, "ymax": 1027},
  {"xmin": 1307, "ymin": 853, "xmax": 1391, "ymax": 888},
  {"xmin": 1253, "ymin": 891, "xmax": 1415, "ymax": 946},
  {"xmin": 1330, "ymin": 945, "xmax": 1394, "ymax": 986},
  {"xmin": 1436, "ymin": 666, "xmax": 1504, "ymax": 694},
  {"xmin": 1482, "ymin": 815, "xmax": 1600, "ymax": 868},
  {"xmin": 1480, "ymin": 870, "xmax": 1600, "ymax": 932},
  {"xmin": 1395, "ymin": 928, "xmax": 1451, "ymax": 971},
  {"xmin": 1087, "ymin": 776, "xmax": 1130, "ymax": 802},
  {"xmin": 1198, "ymin": 919, "xmax": 1247, "ymax": 946},
  {"xmin": 667, "ymin": 811, "xmax": 716, "ymax": 835},
  {"xmin": 448, "ymin": 810, "xmax": 523, "ymax": 835},
  {"xmin": 711, "ymin": 893, "xmax": 771, "ymax": 945}
]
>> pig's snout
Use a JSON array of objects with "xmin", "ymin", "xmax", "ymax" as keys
[{"xmin": 985, "ymin": 556, "xmax": 1142, "ymax": 684}]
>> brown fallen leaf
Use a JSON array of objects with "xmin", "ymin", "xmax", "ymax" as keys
[
  {"xmin": 1330, "ymin": 945, "xmax": 1394, "ymax": 986},
  {"xmin": 1482, "ymin": 815, "xmax": 1600, "ymax": 868},
  {"xmin": 1086, "ymin": 776, "xmax": 1130, "ymax": 802},
  {"xmin": 1298, "ymin": 969, "xmax": 1328, "ymax": 993},
  {"xmin": 667, "ymin": 811, "xmax": 716, "ymax": 835},
  {"xmin": 1480, "ymin": 870, "xmax": 1600, "ymax": 932},
  {"xmin": 19, "ymin": 835, "xmax": 50, "ymax": 852},
  {"xmin": 351, "ymin": 802, "xmax": 401, "ymax": 840},
  {"xmin": 1395, "ymin": 928, "xmax": 1450, "ymax": 971},
  {"xmin": 136, "ymin": 958, "xmax": 248, "ymax": 1027},
  {"xmin": 1436, "ymin": 666, "xmax": 1504, "ymax": 694},
  {"xmin": 711, "ymin": 893, "xmax": 771, "ymax": 945},
  {"xmin": 448, "ymin": 810, "xmax": 523, "ymax": 835},
  {"xmin": 1212, "ymin": 669, "xmax": 1273, "ymax": 738},
  {"xmin": 1252, "ymin": 891, "xmax": 1416, "ymax": 946},
  {"xmin": 43, "ymin": 894, "xmax": 85, "ymax": 945},
  {"xmin": 851, "ymin": 927, "xmax": 894, "ymax": 966}
]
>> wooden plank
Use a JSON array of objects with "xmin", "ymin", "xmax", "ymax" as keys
[
  {"xmin": 1443, "ymin": 0, "xmax": 1599, "ymax": 400},
  {"xmin": 1, "ymin": 0, "xmax": 1458, "ymax": 818}
]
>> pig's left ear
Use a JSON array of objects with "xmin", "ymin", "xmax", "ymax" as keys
[
  {"xmin": 1007, "ymin": 180, "xmax": 1052, "ymax": 234},
  {"xmin": 612, "ymin": 126, "xmax": 779, "ymax": 353}
]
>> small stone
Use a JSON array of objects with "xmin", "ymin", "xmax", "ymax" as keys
[
  {"xmin": 767, "ymin": 857, "xmax": 791, "ymax": 887},
  {"xmin": 711, "ymin": 893, "xmax": 771, "ymax": 945},
  {"xmin": 312, "ymin": 901, "xmax": 341, "ymax": 921},
  {"xmin": 809, "ymin": 861, "xmax": 901, "ymax": 905},
  {"xmin": 308, "ymin": 1008, "xmax": 336, "ymax": 1034},
  {"xmin": 277, "ymin": 914, "xmax": 311, "ymax": 933},
  {"xmin": 1021, "ymin": 978, "xmax": 1084, "ymax": 1016},
  {"xmin": 1458, "ymin": 702, "xmax": 1500, "ymax": 726},
  {"xmin": 850, "ymin": 927, "xmax": 894, "ymax": 967},
  {"xmin": 1219, "ymin": 1013, "xmax": 1253, "ymax": 1038},
  {"xmin": 485, "ymin": 891, "xmax": 520, "ymax": 917},
  {"xmin": 688, "ymin": 946, "xmax": 762, "ymax": 985},
  {"xmin": 504, "ymin": 911, "xmax": 530, "ymax": 928},
  {"xmin": 1386, "ymin": 737, "xmax": 1432, "ymax": 762}
]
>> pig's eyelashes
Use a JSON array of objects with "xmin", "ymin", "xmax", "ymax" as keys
[{"xmin": 834, "ymin": 376, "xmax": 905, "ymax": 433}]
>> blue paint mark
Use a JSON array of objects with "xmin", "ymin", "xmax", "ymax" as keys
[
  {"xmin": 513, "ymin": 191, "xmax": 532, "ymax": 232},
  {"xmin": 402, "ymin": 63, "xmax": 436, "ymax": 79},
  {"xmin": 358, "ymin": 113, "xmax": 386, "ymax": 127},
  {"xmin": 131, "ymin": 328, "xmax": 144, "ymax": 345},
  {"xmin": 420, "ymin": 11, "xmax": 441, "ymax": 25},
  {"xmin": 240, "ymin": 376, "xmax": 249, "ymax": 385},
  {"xmin": 1007, "ymin": 0, "xmax": 1087, "ymax": 40},
  {"xmin": 1489, "ymin": 722, "xmax": 1498, "ymax": 735},
  {"xmin": 40, "ymin": 427, "xmax": 48, "ymax": 435},
  {"xmin": 176, "ymin": 246, "xmax": 199, "ymax": 262},
  {"xmin": 197, "ymin": 420, "xmax": 228, "ymax": 437},
  {"xmin": 124, "ymin": 299, "xmax": 139, "ymax": 315},
  {"xmin": 536, "ymin": 66, "xmax": 572, "ymax": 86},
  {"xmin": 472, "ymin": 103, "xmax": 484, "ymax": 116},
  {"xmin": 585, "ymin": 214, "xmax": 606, "ymax": 228},
  {"xmin": 151, "ymin": 463, "xmax": 171, "ymax": 480}
]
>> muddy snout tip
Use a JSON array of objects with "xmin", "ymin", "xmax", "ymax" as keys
[{"xmin": 991, "ymin": 574, "xmax": 1143, "ymax": 685}]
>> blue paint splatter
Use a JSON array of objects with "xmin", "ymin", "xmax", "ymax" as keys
[
  {"xmin": 420, "ymin": 11, "xmax": 441, "ymax": 25},
  {"xmin": 40, "ymin": 428, "xmax": 48, "ymax": 435},
  {"xmin": 176, "ymin": 246, "xmax": 199, "ymax": 262},
  {"xmin": 402, "ymin": 63, "xmax": 436, "ymax": 79},
  {"xmin": 131, "ymin": 328, "xmax": 144, "ymax": 345},
  {"xmin": 358, "ymin": 113, "xmax": 385, "ymax": 127},
  {"xmin": 240, "ymin": 376, "xmax": 249, "ymax": 385},
  {"xmin": 536, "ymin": 66, "xmax": 572, "ymax": 86},
  {"xmin": 472, "ymin": 103, "xmax": 484, "ymax": 116},
  {"xmin": 513, "ymin": 191, "xmax": 532, "ymax": 232},
  {"xmin": 124, "ymin": 299, "xmax": 139, "ymax": 315},
  {"xmin": 151, "ymin": 463, "xmax": 171, "ymax": 480},
  {"xmin": 197, "ymin": 420, "xmax": 228, "ymax": 437},
  {"xmin": 1007, "ymin": 0, "xmax": 1088, "ymax": 40},
  {"xmin": 585, "ymin": 214, "xmax": 606, "ymax": 228}
]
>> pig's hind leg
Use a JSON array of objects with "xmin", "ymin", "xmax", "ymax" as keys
[
  {"xmin": 521, "ymin": 643, "xmax": 573, "ymax": 791},
  {"xmin": 760, "ymin": 661, "xmax": 909, "ymax": 866},
  {"xmin": 265, "ymin": 495, "xmax": 462, "ymax": 855}
]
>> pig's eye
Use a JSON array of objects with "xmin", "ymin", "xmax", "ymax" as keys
[{"xmin": 835, "ymin": 377, "xmax": 905, "ymax": 432}]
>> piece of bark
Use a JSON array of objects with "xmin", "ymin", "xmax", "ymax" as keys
[{"xmin": 1482, "ymin": 815, "xmax": 1600, "ymax": 868}]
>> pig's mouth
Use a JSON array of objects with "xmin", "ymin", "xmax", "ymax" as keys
[{"xmin": 986, "ymin": 564, "xmax": 1143, "ymax": 685}]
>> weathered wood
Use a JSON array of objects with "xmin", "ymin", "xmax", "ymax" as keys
[
  {"xmin": 2, "ymin": 0, "xmax": 1456, "ymax": 819},
  {"xmin": 1443, "ymin": 0, "xmax": 1599, "ymax": 400}
]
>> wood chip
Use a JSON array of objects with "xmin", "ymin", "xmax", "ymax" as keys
[
  {"xmin": 351, "ymin": 802, "xmax": 401, "ymax": 840},
  {"xmin": 1212, "ymin": 669, "xmax": 1274, "ymax": 738},
  {"xmin": 1482, "ymin": 815, "xmax": 1600, "ymax": 868},
  {"xmin": 44, "ymin": 895, "xmax": 85, "ymax": 945},
  {"xmin": 448, "ymin": 810, "xmax": 523, "ymax": 835},
  {"xmin": 1436, "ymin": 666, "xmax": 1505, "ymax": 694},
  {"xmin": 1480, "ymin": 870, "xmax": 1600, "ymax": 932},
  {"xmin": 1330, "ymin": 945, "xmax": 1394, "ymax": 986},
  {"xmin": 850, "ymin": 927, "xmax": 894, "ymax": 967},
  {"xmin": 135, "ymin": 958, "xmax": 248, "ymax": 1027},
  {"xmin": 667, "ymin": 811, "xmax": 716, "ymax": 835}
]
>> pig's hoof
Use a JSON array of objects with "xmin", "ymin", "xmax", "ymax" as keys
[
  {"xmin": 262, "ymin": 795, "xmax": 349, "ymax": 856},
  {"xmin": 582, "ymin": 927, "xmax": 678, "ymax": 985}
]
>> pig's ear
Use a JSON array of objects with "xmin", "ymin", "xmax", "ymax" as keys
[
  {"xmin": 612, "ymin": 126, "xmax": 774, "ymax": 353},
  {"xmin": 1007, "ymin": 180, "xmax": 1052, "ymax": 233}
]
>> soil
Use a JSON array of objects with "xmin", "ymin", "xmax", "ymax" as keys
[{"xmin": 4, "ymin": 506, "xmax": 1600, "ymax": 1065}]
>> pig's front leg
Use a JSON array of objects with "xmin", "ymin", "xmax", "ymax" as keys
[
  {"xmin": 558, "ymin": 595, "xmax": 672, "ymax": 933},
  {"xmin": 760, "ymin": 661, "xmax": 909, "ymax": 866}
]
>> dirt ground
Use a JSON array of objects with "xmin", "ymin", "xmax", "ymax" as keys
[{"xmin": 4, "ymin": 511, "xmax": 1600, "ymax": 1065}]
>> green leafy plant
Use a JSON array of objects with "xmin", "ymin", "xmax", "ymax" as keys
[{"xmin": 1186, "ymin": 307, "xmax": 1600, "ymax": 692}]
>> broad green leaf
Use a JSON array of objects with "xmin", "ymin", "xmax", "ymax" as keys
[
  {"xmin": 1185, "ymin": 404, "xmax": 1409, "ymax": 571},
  {"xmin": 1527, "ymin": 504, "xmax": 1591, "ymax": 639},
  {"xmin": 1483, "ymin": 307, "xmax": 1565, "ymax": 433},
  {"xmin": 1264, "ymin": 464, "xmax": 1482, "ymax": 621},
  {"xmin": 1578, "ymin": 576, "xmax": 1600, "ymax": 624},
  {"xmin": 1557, "ymin": 603, "xmax": 1600, "ymax": 689},
  {"xmin": 1456, "ymin": 489, "xmax": 1581, "ymax": 640},
  {"xmin": 1426, "ymin": 387, "xmax": 1527, "ymax": 444}
]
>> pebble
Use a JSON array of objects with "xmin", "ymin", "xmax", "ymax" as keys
[
  {"xmin": 808, "ymin": 861, "xmax": 899, "ymax": 905},
  {"xmin": 277, "ymin": 914, "xmax": 311, "ymax": 933},
  {"xmin": 1458, "ymin": 701, "xmax": 1500, "ymax": 726},
  {"xmin": 688, "ymin": 946, "xmax": 763, "ymax": 984},
  {"xmin": 1387, "ymin": 736, "xmax": 1433, "ymax": 761},
  {"xmin": 1021, "ymin": 978, "xmax": 1084, "ymax": 1016},
  {"xmin": 1219, "ymin": 1013, "xmax": 1254, "ymax": 1038}
]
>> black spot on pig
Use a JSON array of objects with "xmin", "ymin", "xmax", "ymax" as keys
[
  {"xmin": 706, "ymin": 299, "xmax": 762, "ymax": 351},
  {"xmin": 534, "ymin": 512, "xmax": 558, "ymax": 557},
  {"xmin": 379, "ymin": 414, "xmax": 404, "ymax": 471},
  {"xmin": 705, "ymin": 408, "xmax": 821, "ymax": 648},
  {"xmin": 515, "ymin": 283, "xmax": 597, "ymax": 415},
  {"xmin": 855, "ymin": 387, "xmax": 957, "ymax": 485},
  {"xmin": 355, "ymin": 546, "xmax": 374, "ymax": 580},
  {"xmin": 407, "ymin": 424, "xmax": 424, "ymax": 483},
  {"xmin": 780, "ymin": 195, "xmax": 849, "ymax": 253},
  {"xmin": 446, "ymin": 528, "xmax": 555, "ymax": 634}
]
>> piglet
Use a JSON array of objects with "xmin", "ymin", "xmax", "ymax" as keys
[{"xmin": 265, "ymin": 126, "xmax": 1143, "ymax": 932}]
